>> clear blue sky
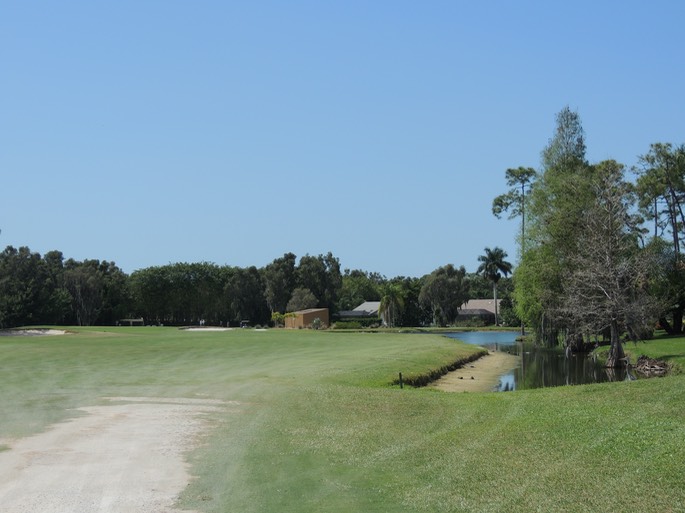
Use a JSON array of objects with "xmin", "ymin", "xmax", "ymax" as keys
[{"xmin": 2, "ymin": 1, "xmax": 684, "ymax": 278}]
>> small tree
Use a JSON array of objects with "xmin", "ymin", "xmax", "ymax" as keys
[
  {"xmin": 286, "ymin": 287, "xmax": 318, "ymax": 312},
  {"xmin": 271, "ymin": 312, "xmax": 286, "ymax": 327}
]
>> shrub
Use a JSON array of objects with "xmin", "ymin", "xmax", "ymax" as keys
[
  {"xmin": 333, "ymin": 317, "xmax": 380, "ymax": 329},
  {"xmin": 453, "ymin": 318, "xmax": 487, "ymax": 328},
  {"xmin": 332, "ymin": 321, "xmax": 362, "ymax": 330}
]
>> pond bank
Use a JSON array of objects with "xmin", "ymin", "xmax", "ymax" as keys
[{"xmin": 429, "ymin": 351, "xmax": 520, "ymax": 392}]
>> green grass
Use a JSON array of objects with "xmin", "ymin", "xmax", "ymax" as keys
[
  {"xmin": 625, "ymin": 333, "xmax": 685, "ymax": 371},
  {"xmin": 2, "ymin": 327, "xmax": 685, "ymax": 512}
]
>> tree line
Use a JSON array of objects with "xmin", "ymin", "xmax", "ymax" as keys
[
  {"xmin": 0, "ymin": 247, "xmax": 512, "ymax": 329},
  {"xmin": 494, "ymin": 106, "xmax": 685, "ymax": 367}
]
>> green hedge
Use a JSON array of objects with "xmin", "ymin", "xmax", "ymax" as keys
[{"xmin": 332, "ymin": 318, "xmax": 381, "ymax": 329}]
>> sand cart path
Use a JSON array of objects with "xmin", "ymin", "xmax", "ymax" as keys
[{"xmin": 0, "ymin": 397, "xmax": 227, "ymax": 513}]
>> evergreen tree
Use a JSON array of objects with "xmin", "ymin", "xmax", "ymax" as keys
[
  {"xmin": 634, "ymin": 142, "xmax": 685, "ymax": 333},
  {"xmin": 492, "ymin": 166, "xmax": 537, "ymax": 256},
  {"xmin": 514, "ymin": 107, "xmax": 594, "ymax": 344},
  {"xmin": 263, "ymin": 253, "xmax": 297, "ymax": 314},
  {"xmin": 419, "ymin": 265, "xmax": 470, "ymax": 326}
]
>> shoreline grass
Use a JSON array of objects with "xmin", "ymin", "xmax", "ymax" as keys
[{"xmin": 1, "ymin": 327, "xmax": 684, "ymax": 512}]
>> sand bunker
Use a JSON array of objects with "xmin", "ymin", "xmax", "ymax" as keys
[
  {"xmin": 430, "ymin": 351, "xmax": 519, "ymax": 392},
  {"xmin": 0, "ymin": 397, "xmax": 229, "ymax": 513},
  {"xmin": 181, "ymin": 327, "xmax": 234, "ymax": 332},
  {"xmin": 0, "ymin": 329, "xmax": 67, "ymax": 337}
]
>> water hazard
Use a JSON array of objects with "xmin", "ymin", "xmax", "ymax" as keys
[{"xmin": 445, "ymin": 331, "xmax": 633, "ymax": 391}]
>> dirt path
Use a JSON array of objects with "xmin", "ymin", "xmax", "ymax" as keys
[
  {"xmin": 430, "ymin": 351, "xmax": 520, "ymax": 392},
  {"xmin": 0, "ymin": 397, "xmax": 228, "ymax": 513}
]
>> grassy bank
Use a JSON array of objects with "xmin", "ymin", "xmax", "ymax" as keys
[
  {"xmin": 1, "ymin": 327, "xmax": 684, "ymax": 512},
  {"xmin": 625, "ymin": 333, "xmax": 685, "ymax": 370}
]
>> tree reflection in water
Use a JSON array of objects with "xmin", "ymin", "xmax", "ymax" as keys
[{"xmin": 445, "ymin": 331, "xmax": 631, "ymax": 391}]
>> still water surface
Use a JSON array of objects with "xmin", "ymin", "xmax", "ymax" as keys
[{"xmin": 445, "ymin": 331, "xmax": 632, "ymax": 391}]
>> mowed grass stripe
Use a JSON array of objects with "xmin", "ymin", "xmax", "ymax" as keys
[
  {"xmin": 2, "ymin": 327, "xmax": 684, "ymax": 512},
  {"xmin": 0, "ymin": 328, "xmax": 476, "ymax": 436}
]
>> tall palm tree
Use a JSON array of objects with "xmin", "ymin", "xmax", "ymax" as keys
[
  {"xmin": 477, "ymin": 247, "xmax": 513, "ymax": 326},
  {"xmin": 379, "ymin": 284, "xmax": 405, "ymax": 328}
]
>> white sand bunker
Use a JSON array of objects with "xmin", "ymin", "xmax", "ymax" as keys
[
  {"xmin": 181, "ymin": 327, "xmax": 234, "ymax": 332},
  {"xmin": 0, "ymin": 397, "xmax": 230, "ymax": 513},
  {"xmin": 0, "ymin": 329, "xmax": 67, "ymax": 337}
]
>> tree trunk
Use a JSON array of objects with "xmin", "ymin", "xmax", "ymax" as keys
[
  {"xmin": 493, "ymin": 283, "xmax": 498, "ymax": 326},
  {"xmin": 672, "ymin": 305, "xmax": 684, "ymax": 334},
  {"xmin": 605, "ymin": 319, "xmax": 626, "ymax": 368},
  {"xmin": 659, "ymin": 316, "xmax": 674, "ymax": 335}
]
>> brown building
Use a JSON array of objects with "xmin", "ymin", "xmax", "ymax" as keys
[{"xmin": 285, "ymin": 308, "xmax": 330, "ymax": 329}]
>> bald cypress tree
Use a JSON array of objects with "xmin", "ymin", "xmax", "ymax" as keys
[{"xmin": 560, "ymin": 161, "xmax": 661, "ymax": 366}]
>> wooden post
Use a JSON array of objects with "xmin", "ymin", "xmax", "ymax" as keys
[{"xmin": 399, "ymin": 372, "xmax": 403, "ymax": 389}]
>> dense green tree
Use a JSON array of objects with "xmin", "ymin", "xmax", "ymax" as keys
[
  {"xmin": 64, "ymin": 260, "xmax": 105, "ymax": 326},
  {"xmin": 540, "ymin": 106, "xmax": 587, "ymax": 172},
  {"xmin": 466, "ymin": 273, "xmax": 494, "ymax": 299},
  {"xmin": 634, "ymin": 142, "xmax": 685, "ymax": 333},
  {"xmin": 467, "ymin": 272, "xmax": 517, "ymax": 325},
  {"xmin": 130, "ymin": 266, "xmax": 173, "ymax": 324},
  {"xmin": 477, "ymin": 247, "xmax": 513, "ymax": 326},
  {"xmin": 337, "ymin": 269, "xmax": 383, "ymax": 311},
  {"xmin": 388, "ymin": 276, "xmax": 428, "ymax": 327},
  {"xmin": 641, "ymin": 238, "xmax": 685, "ymax": 334},
  {"xmin": 94, "ymin": 260, "xmax": 131, "ymax": 325},
  {"xmin": 61, "ymin": 259, "xmax": 131, "ymax": 326},
  {"xmin": 635, "ymin": 142, "xmax": 685, "ymax": 252},
  {"xmin": 286, "ymin": 287, "xmax": 318, "ymax": 312},
  {"xmin": 512, "ymin": 245, "xmax": 551, "ymax": 335},
  {"xmin": 179, "ymin": 262, "xmax": 227, "ymax": 323},
  {"xmin": 297, "ymin": 252, "xmax": 342, "ymax": 313},
  {"xmin": 514, "ymin": 107, "xmax": 594, "ymax": 344},
  {"xmin": 263, "ymin": 253, "xmax": 297, "ymax": 314},
  {"xmin": 498, "ymin": 294, "xmax": 519, "ymax": 327},
  {"xmin": 419, "ymin": 265, "xmax": 470, "ymax": 326},
  {"xmin": 40, "ymin": 250, "xmax": 72, "ymax": 324},
  {"xmin": 129, "ymin": 262, "xmax": 229, "ymax": 325},
  {"xmin": 225, "ymin": 266, "xmax": 269, "ymax": 325},
  {"xmin": 0, "ymin": 246, "xmax": 70, "ymax": 327}
]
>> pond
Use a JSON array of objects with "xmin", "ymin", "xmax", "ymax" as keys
[{"xmin": 445, "ymin": 331, "xmax": 633, "ymax": 391}]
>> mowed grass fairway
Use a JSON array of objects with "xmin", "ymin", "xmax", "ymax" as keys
[{"xmin": 1, "ymin": 328, "xmax": 685, "ymax": 512}]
